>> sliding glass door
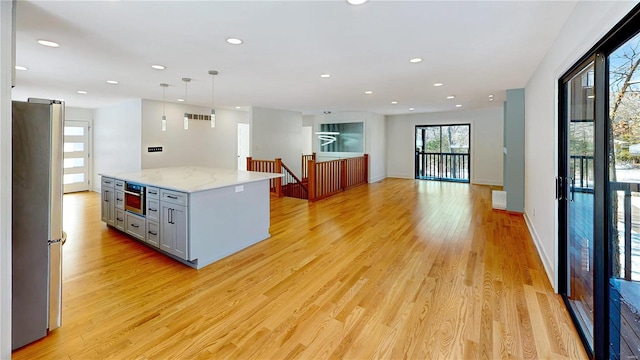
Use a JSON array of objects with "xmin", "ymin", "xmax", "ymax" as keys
[
  {"xmin": 561, "ymin": 60, "xmax": 596, "ymax": 352},
  {"xmin": 415, "ymin": 124, "xmax": 470, "ymax": 182},
  {"xmin": 608, "ymin": 30, "xmax": 640, "ymax": 360},
  {"xmin": 559, "ymin": 6, "xmax": 640, "ymax": 358}
]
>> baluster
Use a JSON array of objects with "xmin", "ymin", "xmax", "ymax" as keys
[{"xmin": 625, "ymin": 189, "xmax": 632, "ymax": 280}]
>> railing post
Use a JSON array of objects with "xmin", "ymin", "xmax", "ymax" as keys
[
  {"xmin": 340, "ymin": 159, "xmax": 347, "ymax": 191},
  {"xmin": 275, "ymin": 158, "xmax": 283, "ymax": 197},
  {"xmin": 246, "ymin": 157, "xmax": 253, "ymax": 171},
  {"xmin": 308, "ymin": 159, "xmax": 316, "ymax": 202},
  {"xmin": 625, "ymin": 189, "xmax": 632, "ymax": 280},
  {"xmin": 364, "ymin": 154, "xmax": 369, "ymax": 183},
  {"xmin": 312, "ymin": 152, "xmax": 316, "ymax": 161}
]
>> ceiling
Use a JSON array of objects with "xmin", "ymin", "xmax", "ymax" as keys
[{"xmin": 12, "ymin": 0, "xmax": 578, "ymax": 116}]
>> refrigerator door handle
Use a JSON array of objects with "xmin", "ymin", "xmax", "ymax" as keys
[{"xmin": 48, "ymin": 237, "xmax": 63, "ymax": 331}]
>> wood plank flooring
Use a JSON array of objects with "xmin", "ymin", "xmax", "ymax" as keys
[{"xmin": 12, "ymin": 178, "xmax": 587, "ymax": 359}]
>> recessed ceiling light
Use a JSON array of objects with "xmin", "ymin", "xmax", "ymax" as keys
[
  {"xmin": 347, "ymin": 0, "xmax": 368, "ymax": 5},
  {"xmin": 587, "ymin": 95, "xmax": 595, "ymax": 99},
  {"xmin": 177, "ymin": 98, "xmax": 185, "ymax": 102},
  {"xmin": 489, "ymin": 94, "xmax": 494, "ymax": 98},
  {"xmin": 151, "ymin": 64, "xmax": 166, "ymax": 70},
  {"xmin": 37, "ymin": 39, "xmax": 60, "ymax": 47},
  {"xmin": 456, "ymin": 104, "xmax": 462, "ymax": 108},
  {"xmin": 226, "ymin": 37, "xmax": 243, "ymax": 45},
  {"xmin": 391, "ymin": 101, "xmax": 398, "ymax": 105},
  {"xmin": 446, "ymin": 95, "xmax": 455, "ymax": 99},
  {"xmin": 15, "ymin": 65, "xmax": 28, "ymax": 71},
  {"xmin": 76, "ymin": 90, "xmax": 87, "ymax": 94},
  {"xmin": 106, "ymin": 80, "xmax": 119, "ymax": 85},
  {"xmin": 235, "ymin": 106, "xmax": 242, "ymax": 109},
  {"xmin": 409, "ymin": 108, "xmax": 415, "ymax": 111},
  {"xmin": 433, "ymin": 83, "xmax": 444, "ymax": 87},
  {"xmin": 409, "ymin": 58, "xmax": 423, "ymax": 63},
  {"xmin": 489, "ymin": 98, "xmax": 495, "ymax": 102},
  {"xmin": 320, "ymin": 73, "xmax": 331, "ymax": 78},
  {"xmin": 364, "ymin": 90, "xmax": 373, "ymax": 95}
]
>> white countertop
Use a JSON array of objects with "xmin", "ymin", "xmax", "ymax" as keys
[{"xmin": 101, "ymin": 166, "xmax": 282, "ymax": 193}]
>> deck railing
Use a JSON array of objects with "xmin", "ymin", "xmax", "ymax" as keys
[
  {"xmin": 415, "ymin": 152, "xmax": 469, "ymax": 182},
  {"xmin": 611, "ymin": 181, "xmax": 640, "ymax": 281},
  {"xmin": 571, "ymin": 155, "xmax": 594, "ymax": 192}
]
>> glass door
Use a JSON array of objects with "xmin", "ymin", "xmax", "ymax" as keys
[
  {"xmin": 562, "ymin": 60, "xmax": 596, "ymax": 353},
  {"xmin": 608, "ymin": 30, "xmax": 640, "ymax": 360},
  {"xmin": 63, "ymin": 120, "xmax": 90, "ymax": 193},
  {"xmin": 415, "ymin": 124, "xmax": 470, "ymax": 182}
]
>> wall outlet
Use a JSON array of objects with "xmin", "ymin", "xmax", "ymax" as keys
[
  {"xmin": 148, "ymin": 146, "xmax": 163, "ymax": 152},
  {"xmin": 235, "ymin": 185, "xmax": 244, "ymax": 192}
]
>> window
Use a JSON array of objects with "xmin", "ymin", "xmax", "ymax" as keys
[{"xmin": 415, "ymin": 124, "xmax": 470, "ymax": 182}]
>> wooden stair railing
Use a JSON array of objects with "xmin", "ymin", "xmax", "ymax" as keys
[
  {"xmin": 248, "ymin": 153, "xmax": 369, "ymax": 202},
  {"xmin": 280, "ymin": 162, "xmax": 308, "ymax": 199},
  {"xmin": 307, "ymin": 154, "xmax": 368, "ymax": 202}
]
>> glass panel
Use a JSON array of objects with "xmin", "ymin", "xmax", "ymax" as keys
[
  {"xmin": 318, "ymin": 122, "xmax": 364, "ymax": 153},
  {"xmin": 415, "ymin": 125, "xmax": 469, "ymax": 182},
  {"xmin": 64, "ymin": 126, "xmax": 84, "ymax": 136},
  {"xmin": 566, "ymin": 61, "xmax": 595, "ymax": 351},
  {"xmin": 64, "ymin": 142, "xmax": 84, "ymax": 152},
  {"xmin": 64, "ymin": 157, "xmax": 84, "ymax": 169},
  {"xmin": 609, "ymin": 30, "xmax": 640, "ymax": 360},
  {"xmin": 63, "ymin": 173, "xmax": 84, "ymax": 185}
]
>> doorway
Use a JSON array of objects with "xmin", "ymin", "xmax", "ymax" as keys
[
  {"xmin": 415, "ymin": 124, "xmax": 470, "ymax": 182},
  {"xmin": 237, "ymin": 123, "xmax": 250, "ymax": 171},
  {"xmin": 63, "ymin": 120, "xmax": 90, "ymax": 193}
]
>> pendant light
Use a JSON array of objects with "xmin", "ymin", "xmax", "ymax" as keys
[
  {"xmin": 182, "ymin": 77, "xmax": 191, "ymax": 130},
  {"xmin": 208, "ymin": 70, "xmax": 218, "ymax": 128},
  {"xmin": 160, "ymin": 83, "xmax": 168, "ymax": 131}
]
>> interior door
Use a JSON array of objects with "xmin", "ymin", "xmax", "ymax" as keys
[{"xmin": 63, "ymin": 120, "xmax": 90, "ymax": 193}]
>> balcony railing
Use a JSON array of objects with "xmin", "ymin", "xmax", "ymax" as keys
[{"xmin": 415, "ymin": 152, "xmax": 469, "ymax": 182}]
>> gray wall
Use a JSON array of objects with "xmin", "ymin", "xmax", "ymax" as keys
[{"xmin": 504, "ymin": 88, "xmax": 525, "ymax": 212}]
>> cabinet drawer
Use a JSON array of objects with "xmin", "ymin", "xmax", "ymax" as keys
[
  {"xmin": 115, "ymin": 190, "xmax": 125, "ymax": 210},
  {"xmin": 160, "ymin": 189, "xmax": 188, "ymax": 206},
  {"xmin": 115, "ymin": 209, "xmax": 125, "ymax": 231},
  {"xmin": 101, "ymin": 177, "xmax": 115, "ymax": 189},
  {"xmin": 146, "ymin": 199, "xmax": 160, "ymax": 222},
  {"xmin": 146, "ymin": 221, "xmax": 160, "ymax": 248},
  {"xmin": 146, "ymin": 187, "xmax": 160, "ymax": 199},
  {"xmin": 125, "ymin": 212, "xmax": 145, "ymax": 241},
  {"xmin": 114, "ymin": 179, "xmax": 125, "ymax": 190}
]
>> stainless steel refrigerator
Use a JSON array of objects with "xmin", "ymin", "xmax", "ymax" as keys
[{"xmin": 12, "ymin": 99, "xmax": 65, "ymax": 350}]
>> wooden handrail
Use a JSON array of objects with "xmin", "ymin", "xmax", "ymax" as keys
[{"xmin": 248, "ymin": 154, "xmax": 368, "ymax": 202}]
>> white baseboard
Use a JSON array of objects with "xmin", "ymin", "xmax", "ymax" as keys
[
  {"xmin": 471, "ymin": 178, "xmax": 503, "ymax": 186},
  {"xmin": 369, "ymin": 175, "xmax": 387, "ymax": 183},
  {"xmin": 386, "ymin": 173, "xmax": 413, "ymax": 179},
  {"xmin": 523, "ymin": 212, "xmax": 557, "ymax": 292}
]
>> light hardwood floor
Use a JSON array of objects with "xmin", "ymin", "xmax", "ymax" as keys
[{"xmin": 12, "ymin": 178, "xmax": 587, "ymax": 359}]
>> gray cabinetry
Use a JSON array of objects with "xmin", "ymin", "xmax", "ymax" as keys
[
  {"xmin": 125, "ymin": 212, "xmax": 145, "ymax": 240},
  {"xmin": 160, "ymin": 189, "xmax": 188, "ymax": 260},
  {"xmin": 101, "ymin": 177, "xmax": 115, "ymax": 226},
  {"xmin": 146, "ymin": 221, "xmax": 160, "ymax": 248},
  {"xmin": 115, "ymin": 209, "xmax": 125, "ymax": 231}
]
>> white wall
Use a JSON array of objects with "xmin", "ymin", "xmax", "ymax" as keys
[
  {"xmin": 141, "ymin": 100, "xmax": 249, "ymax": 170},
  {"xmin": 524, "ymin": 1, "xmax": 637, "ymax": 291},
  {"xmin": 251, "ymin": 106, "xmax": 303, "ymax": 177},
  {"xmin": 92, "ymin": 99, "xmax": 142, "ymax": 191},
  {"xmin": 0, "ymin": 1, "xmax": 13, "ymax": 356},
  {"xmin": 66, "ymin": 107, "xmax": 94, "ymax": 121},
  {"xmin": 387, "ymin": 107, "xmax": 504, "ymax": 185}
]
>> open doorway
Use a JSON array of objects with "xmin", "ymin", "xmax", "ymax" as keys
[{"xmin": 237, "ymin": 123, "xmax": 250, "ymax": 170}]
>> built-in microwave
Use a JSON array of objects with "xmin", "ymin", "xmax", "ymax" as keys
[{"xmin": 124, "ymin": 182, "xmax": 145, "ymax": 216}]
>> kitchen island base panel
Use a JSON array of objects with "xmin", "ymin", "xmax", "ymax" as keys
[{"xmin": 189, "ymin": 180, "xmax": 271, "ymax": 268}]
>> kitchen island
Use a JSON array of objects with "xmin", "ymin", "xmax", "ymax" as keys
[{"xmin": 100, "ymin": 166, "xmax": 282, "ymax": 269}]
